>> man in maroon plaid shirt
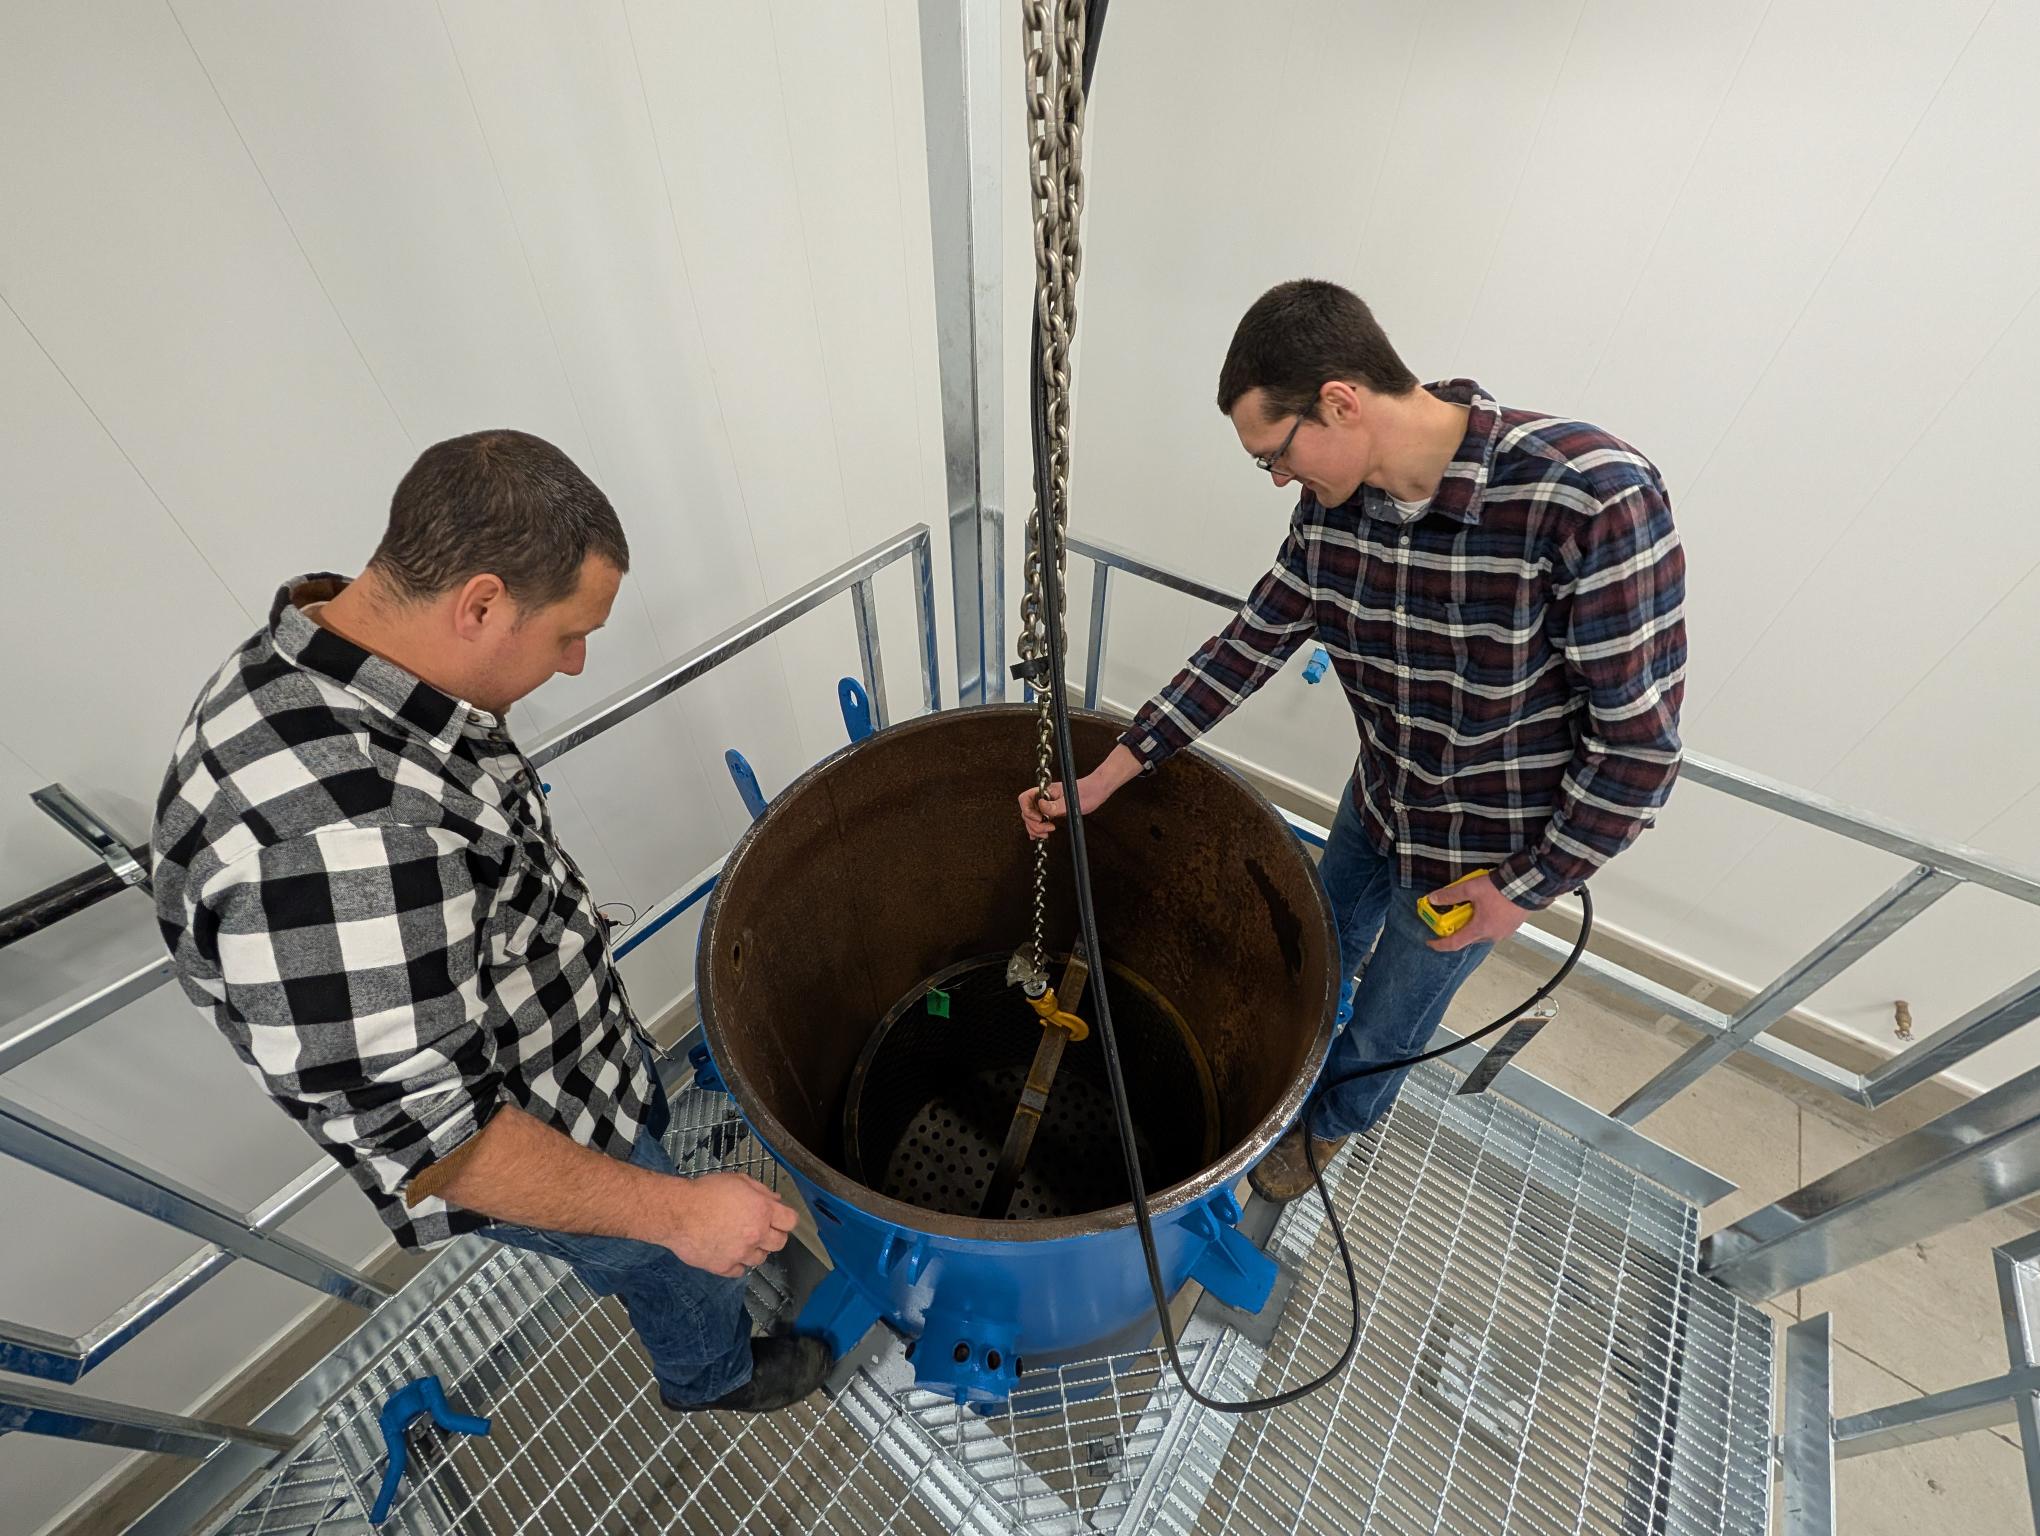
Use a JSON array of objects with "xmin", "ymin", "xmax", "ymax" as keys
[{"xmin": 1021, "ymin": 280, "xmax": 1686, "ymax": 1200}]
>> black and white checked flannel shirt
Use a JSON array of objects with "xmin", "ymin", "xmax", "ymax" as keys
[
  {"xmin": 152, "ymin": 576, "xmax": 661, "ymax": 1250},
  {"xmin": 1121, "ymin": 380, "xmax": 1687, "ymax": 908}
]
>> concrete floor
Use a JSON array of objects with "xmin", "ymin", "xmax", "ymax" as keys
[{"xmin": 1447, "ymin": 949, "xmax": 2036, "ymax": 1536}]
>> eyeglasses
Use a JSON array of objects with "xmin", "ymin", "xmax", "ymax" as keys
[{"xmin": 1252, "ymin": 408, "xmax": 1311, "ymax": 474}]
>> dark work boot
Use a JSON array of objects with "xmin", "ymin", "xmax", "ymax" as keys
[
  {"xmin": 1247, "ymin": 1127, "xmax": 1347, "ymax": 1204},
  {"xmin": 662, "ymin": 1335, "xmax": 834, "ymax": 1414}
]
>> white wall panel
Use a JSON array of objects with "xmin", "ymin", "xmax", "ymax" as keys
[
  {"xmin": 435, "ymin": 0, "xmax": 821, "ymax": 831},
  {"xmin": 1458, "ymin": 0, "xmax": 1771, "ymax": 407},
  {"xmin": 1673, "ymin": 0, "xmax": 2040, "ymax": 725},
  {"xmin": 0, "ymin": 1, "xmax": 415, "ymax": 613},
  {"xmin": 1343, "ymin": 0, "xmax": 1588, "ymax": 376},
  {"xmin": 621, "ymin": 0, "xmax": 867, "ymax": 768},
  {"xmin": 169, "ymin": 1, "xmax": 589, "ymax": 455},
  {"xmin": 0, "ymin": 309, "xmax": 257, "ymax": 863},
  {"xmin": 1063, "ymin": 0, "xmax": 2040, "ymax": 1100},
  {"xmin": 1577, "ymin": 0, "xmax": 1993, "ymax": 489}
]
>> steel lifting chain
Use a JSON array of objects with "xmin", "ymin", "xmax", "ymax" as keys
[{"xmin": 1018, "ymin": 0, "xmax": 1088, "ymax": 986}]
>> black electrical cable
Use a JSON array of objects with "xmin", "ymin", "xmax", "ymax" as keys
[
  {"xmin": 1323, "ymin": 892, "xmax": 1593, "ymax": 1095},
  {"xmin": 1034, "ymin": 367, "xmax": 1359, "ymax": 1412},
  {"xmin": 597, "ymin": 900, "xmax": 642, "ymax": 936},
  {"xmin": 1300, "ymin": 889, "xmax": 1594, "ymax": 1176},
  {"xmin": 1026, "ymin": 0, "xmax": 1597, "ymax": 1414}
]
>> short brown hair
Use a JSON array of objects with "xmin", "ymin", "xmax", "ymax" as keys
[
  {"xmin": 1216, "ymin": 280, "xmax": 1418, "ymax": 418},
  {"xmin": 371, "ymin": 431, "xmax": 629, "ymax": 608}
]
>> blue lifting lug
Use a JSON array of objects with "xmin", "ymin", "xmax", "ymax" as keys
[
  {"xmin": 687, "ymin": 1040, "xmax": 727, "ymax": 1094},
  {"xmin": 1185, "ymin": 1198, "xmax": 1279, "ymax": 1315},
  {"xmin": 838, "ymin": 677, "xmax": 875, "ymax": 743},
  {"xmin": 723, "ymin": 749, "xmax": 768, "ymax": 821},
  {"xmin": 880, "ymin": 1229, "xmax": 932, "ymax": 1283},
  {"xmin": 1208, "ymin": 1187, "xmax": 1244, "ymax": 1228}
]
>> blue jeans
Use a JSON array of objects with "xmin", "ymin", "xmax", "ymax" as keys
[
  {"xmin": 1308, "ymin": 778, "xmax": 1494, "ymax": 1140},
  {"xmin": 481, "ymin": 1071, "xmax": 753, "ymax": 1407}
]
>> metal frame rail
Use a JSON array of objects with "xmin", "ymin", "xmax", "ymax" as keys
[
  {"xmin": 0, "ymin": 527, "xmax": 939, "ymax": 1470},
  {"xmin": 1779, "ymin": 1231, "xmax": 2040, "ymax": 1535},
  {"xmin": 0, "ymin": 785, "xmax": 151, "ymax": 953}
]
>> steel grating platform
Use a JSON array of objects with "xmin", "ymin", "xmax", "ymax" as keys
[{"xmin": 209, "ymin": 1065, "xmax": 1773, "ymax": 1536}]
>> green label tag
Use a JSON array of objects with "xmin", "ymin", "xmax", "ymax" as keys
[{"xmin": 925, "ymin": 988, "xmax": 951, "ymax": 1019}]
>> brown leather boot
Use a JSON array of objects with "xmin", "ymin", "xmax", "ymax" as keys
[{"xmin": 1247, "ymin": 1126, "xmax": 1347, "ymax": 1204}]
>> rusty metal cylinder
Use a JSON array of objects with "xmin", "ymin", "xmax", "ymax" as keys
[{"xmin": 695, "ymin": 706, "xmax": 1338, "ymax": 1396}]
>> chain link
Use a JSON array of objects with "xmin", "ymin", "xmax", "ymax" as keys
[{"xmin": 1019, "ymin": 0, "xmax": 1088, "ymax": 981}]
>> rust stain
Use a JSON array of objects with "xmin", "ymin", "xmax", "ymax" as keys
[{"xmin": 1245, "ymin": 855, "xmax": 1302, "ymax": 976}]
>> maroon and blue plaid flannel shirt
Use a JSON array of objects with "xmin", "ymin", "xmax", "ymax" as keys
[{"xmin": 1120, "ymin": 379, "xmax": 1686, "ymax": 910}]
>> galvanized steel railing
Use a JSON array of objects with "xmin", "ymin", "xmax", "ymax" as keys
[{"xmin": 1780, "ymin": 1232, "xmax": 2040, "ymax": 1536}]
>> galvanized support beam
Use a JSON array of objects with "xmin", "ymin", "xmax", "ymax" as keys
[
  {"xmin": 83, "ymin": 1161, "xmax": 346, "ymax": 1373},
  {"xmin": 33, "ymin": 782, "xmax": 150, "ymax": 891},
  {"xmin": 918, "ymin": 0, "xmax": 1005, "ymax": 705},
  {"xmin": 1083, "ymin": 561, "xmax": 1111, "ymax": 709},
  {"xmin": 1769, "ymin": 1236, "xmax": 2040, "ymax": 1533},
  {"xmin": 1998, "ymin": 1231, "xmax": 2040, "ymax": 1530},
  {"xmin": 0, "ymin": 1093, "xmax": 387, "ymax": 1310},
  {"xmin": 1, "ymin": 1250, "xmax": 219, "ymax": 1383},
  {"xmin": 0, "ymin": 1318, "xmax": 83, "ymax": 1382},
  {"xmin": 1700, "ymin": 1063, "xmax": 2040, "ymax": 1300},
  {"xmin": 0, "ymin": 1145, "xmax": 351, "ymax": 1381},
  {"xmin": 0, "ymin": 954, "xmax": 177, "ymax": 1076},
  {"xmin": 0, "ymin": 786, "xmax": 150, "ymax": 956},
  {"xmin": 1779, "ymin": 1314, "xmax": 1837, "ymax": 1536},
  {"xmin": 851, "ymin": 577, "xmax": 890, "ymax": 729},
  {"xmin": 1832, "ymin": 1366, "xmax": 2036, "ymax": 1458},
  {"xmin": 1614, "ymin": 865, "xmax": 1959, "ymax": 1124},
  {"xmin": 910, "ymin": 531, "xmax": 943, "ymax": 716},
  {"xmin": 76, "ymin": 1248, "xmax": 232, "ymax": 1373},
  {"xmin": 1421, "ymin": 1020, "xmax": 1737, "ymax": 1208},
  {"xmin": 0, "ymin": 1377, "xmax": 293, "ymax": 1458},
  {"xmin": 1064, "ymin": 533, "xmax": 1246, "ymax": 611}
]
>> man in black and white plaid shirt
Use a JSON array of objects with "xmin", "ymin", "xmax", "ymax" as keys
[{"xmin": 154, "ymin": 430, "xmax": 831, "ymax": 1414}]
